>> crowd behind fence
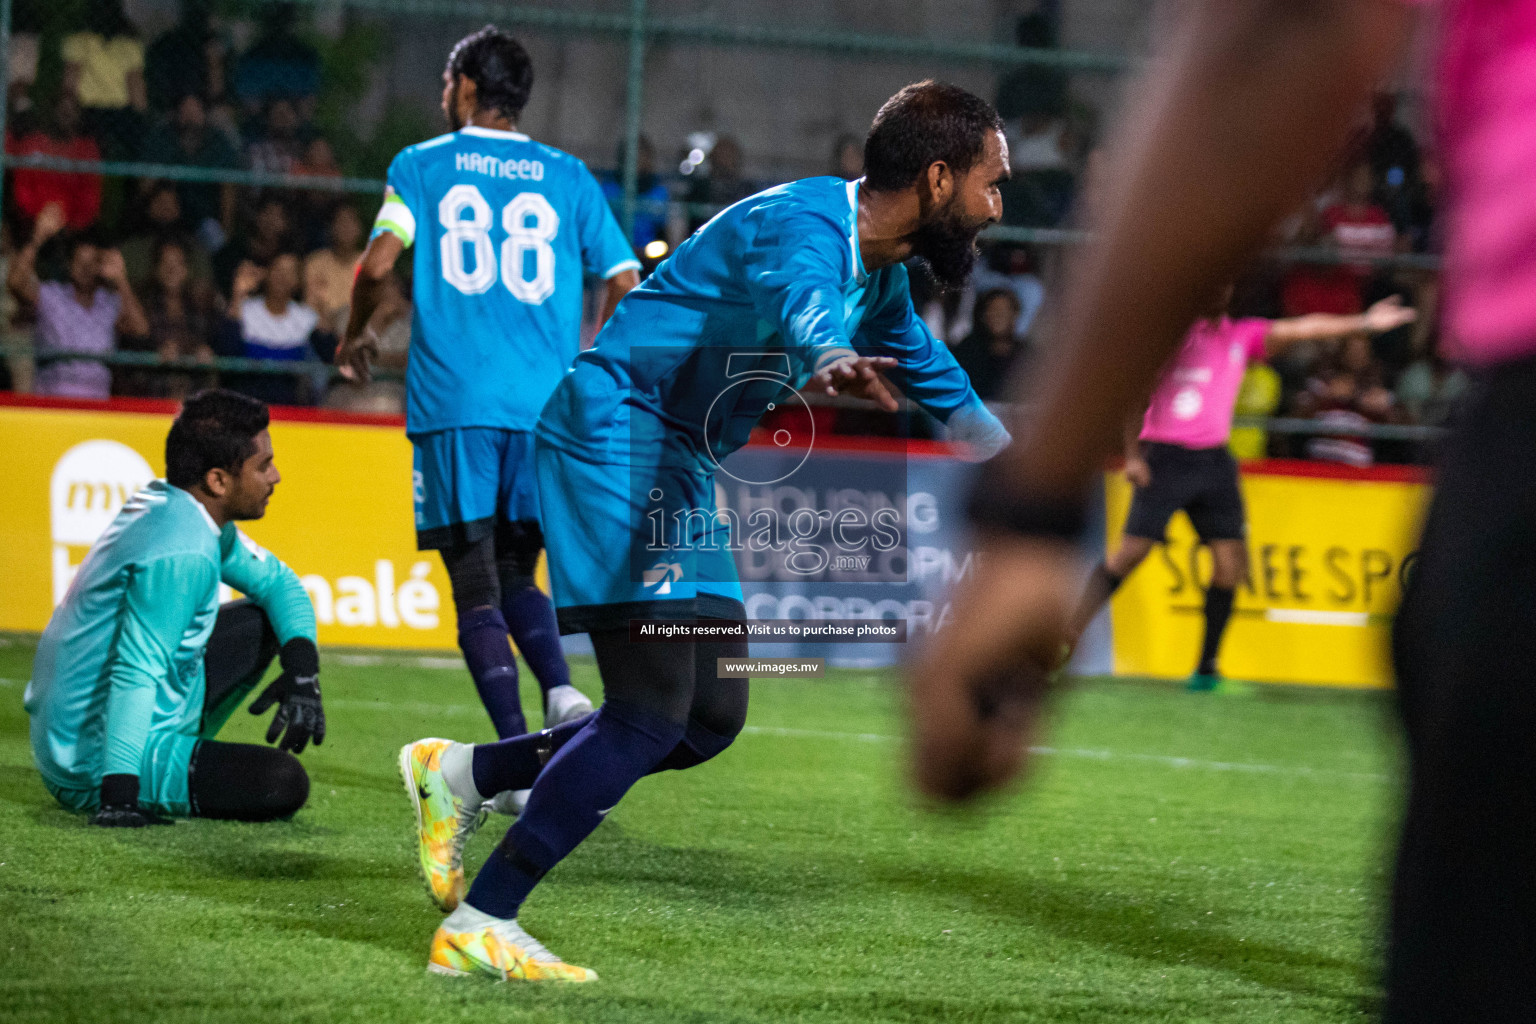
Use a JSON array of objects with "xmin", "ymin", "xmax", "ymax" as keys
[{"xmin": 0, "ymin": 0, "xmax": 1455, "ymax": 467}]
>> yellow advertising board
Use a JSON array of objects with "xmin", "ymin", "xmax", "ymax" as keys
[
  {"xmin": 0, "ymin": 399, "xmax": 460, "ymax": 650},
  {"xmin": 1106, "ymin": 463, "xmax": 1430, "ymax": 688}
]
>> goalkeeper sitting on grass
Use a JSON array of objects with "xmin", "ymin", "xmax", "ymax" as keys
[{"xmin": 25, "ymin": 389, "xmax": 325, "ymax": 825}]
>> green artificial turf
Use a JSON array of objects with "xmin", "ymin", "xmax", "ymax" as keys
[{"xmin": 0, "ymin": 633, "xmax": 1402, "ymax": 1023}]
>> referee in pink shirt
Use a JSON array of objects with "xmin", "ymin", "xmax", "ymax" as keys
[{"xmin": 1070, "ymin": 290, "xmax": 1414, "ymax": 689}]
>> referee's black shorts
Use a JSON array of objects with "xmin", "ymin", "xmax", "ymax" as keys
[
  {"xmin": 1386, "ymin": 356, "xmax": 1536, "ymax": 1022},
  {"xmin": 1122, "ymin": 442, "xmax": 1246, "ymax": 542}
]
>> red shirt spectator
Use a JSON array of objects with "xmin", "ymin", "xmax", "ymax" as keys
[
  {"xmin": 1282, "ymin": 162, "xmax": 1396, "ymax": 316},
  {"xmin": 7, "ymin": 95, "xmax": 102, "ymax": 231}
]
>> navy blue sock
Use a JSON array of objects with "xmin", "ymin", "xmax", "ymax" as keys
[
  {"xmin": 464, "ymin": 699, "xmax": 685, "ymax": 918},
  {"xmin": 470, "ymin": 713, "xmax": 593, "ymax": 796},
  {"xmin": 501, "ymin": 580, "xmax": 570, "ymax": 696},
  {"xmin": 457, "ymin": 606, "xmax": 527, "ymax": 739}
]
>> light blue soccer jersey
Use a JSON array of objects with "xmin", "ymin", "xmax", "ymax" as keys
[
  {"xmin": 536, "ymin": 176, "xmax": 1007, "ymax": 469},
  {"xmin": 25, "ymin": 481, "xmax": 315, "ymax": 798},
  {"xmin": 373, "ymin": 125, "xmax": 641, "ymax": 435}
]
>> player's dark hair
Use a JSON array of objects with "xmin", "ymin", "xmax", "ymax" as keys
[
  {"xmin": 863, "ymin": 81, "xmax": 1004, "ymax": 193},
  {"xmin": 446, "ymin": 26, "xmax": 534, "ymax": 122},
  {"xmin": 166, "ymin": 389, "xmax": 271, "ymax": 490}
]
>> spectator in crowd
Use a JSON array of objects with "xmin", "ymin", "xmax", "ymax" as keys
[
  {"xmin": 1397, "ymin": 345, "xmax": 1468, "ymax": 428},
  {"xmin": 7, "ymin": 204, "xmax": 149, "ymax": 401},
  {"xmin": 971, "ymin": 243, "xmax": 1046, "ymax": 336},
  {"xmin": 129, "ymin": 237, "xmax": 217, "ymax": 399},
  {"xmin": 1364, "ymin": 92, "xmax": 1421, "ymax": 230},
  {"xmin": 922, "ymin": 243, "xmax": 1046, "ymax": 346},
  {"xmin": 686, "ymin": 135, "xmax": 754, "ymax": 232},
  {"xmin": 232, "ymin": 3, "xmax": 321, "ymax": 118},
  {"xmin": 292, "ymin": 135, "xmax": 345, "ymax": 243},
  {"xmin": 119, "ymin": 185, "xmax": 212, "ymax": 287},
  {"xmin": 303, "ymin": 204, "xmax": 365, "ymax": 335},
  {"xmin": 996, "ymin": 13, "xmax": 1076, "ymax": 228},
  {"xmin": 61, "ymin": 0, "xmax": 147, "ymax": 159},
  {"xmin": 139, "ymin": 94, "xmax": 239, "ymax": 252},
  {"xmin": 8, "ymin": 29, "xmax": 38, "ymax": 97},
  {"xmin": 144, "ymin": 0, "xmax": 220, "ymax": 112},
  {"xmin": 601, "ymin": 135, "xmax": 669, "ymax": 260},
  {"xmin": 213, "ymin": 196, "xmax": 296, "ymax": 298},
  {"xmin": 1, "ymin": 220, "xmax": 31, "ymax": 392},
  {"xmin": 1292, "ymin": 331, "xmax": 1400, "ymax": 466},
  {"xmin": 216, "ymin": 253, "xmax": 334, "ymax": 406},
  {"xmin": 950, "ymin": 288, "xmax": 1027, "ymax": 401},
  {"xmin": 8, "ymin": 94, "xmax": 103, "ymax": 231},
  {"xmin": 1282, "ymin": 160, "xmax": 1397, "ymax": 317},
  {"xmin": 995, "ymin": 11, "xmax": 1069, "ymax": 135},
  {"xmin": 831, "ymin": 133, "xmax": 863, "ymax": 180},
  {"xmin": 245, "ymin": 98, "xmax": 305, "ymax": 177}
]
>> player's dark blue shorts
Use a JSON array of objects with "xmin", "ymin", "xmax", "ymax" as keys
[
  {"xmin": 411, "ymin": 428, "xmax": 542, "ymax": 550},
  {"xmin": 534, "ymin": 438, "xmax": 746, "ymax": 635}
]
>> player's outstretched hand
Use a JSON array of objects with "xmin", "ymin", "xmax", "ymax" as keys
[
  {"xmin": 249, "ymin": 638, "xmax": 326, "ymax": 754},
  {"xmin": 336, "ymin": 327, "xmax": 378, "ymax": 384},
  {"xmin": 907, "ymin": 535, "xmax": 1079, "ymax": 803},
  {"xmin": 1362, "ymin": 295, "xmax": 1417, "ymax": 334},
  {"xmin": 811, "ymin": 355, "xmax": 900, "ymax": 411}
]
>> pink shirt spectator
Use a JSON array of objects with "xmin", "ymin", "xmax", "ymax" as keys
[
  {"xmin": 1140, "ymin": 317, "xmax": 1269, "ymax": 449},
  {"xmin": 34, "ymin": 281, "xmax": 120, "ymax": 400},
  {"xmin": 1434, "ymin": 0, "xmax": 1536, "ymax": 363}
]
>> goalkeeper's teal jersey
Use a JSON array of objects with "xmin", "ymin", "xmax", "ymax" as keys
[{"xmin": 24, "ymin": 481, "xmax": 315, "ymax": 794}]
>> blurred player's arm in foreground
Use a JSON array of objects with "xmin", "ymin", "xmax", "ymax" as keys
[
  {"xmin": 909, "ymin": 0, "xmax": 1416, "ymax": 803},
  {"xmin": 220, "ymin": 531, "xmax": 326, "ymax": 754},
  {"xmin": 1265, "ymin": 294, "xmax": 1418, "ymax": 354}
]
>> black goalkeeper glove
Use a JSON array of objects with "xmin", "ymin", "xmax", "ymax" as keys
[
  {"xmin": 248, "ymin": 637, "xmax": 326, "ymax": 754},
  {"xmin": 89, "ymin": 774, "xmax": 174, "ymax": 827}
]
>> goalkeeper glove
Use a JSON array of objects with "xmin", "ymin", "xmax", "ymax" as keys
[
  {"xmin": 248, "ymin": 637, "xmax": 326, "ymax": 754},
  {"xmin": 90, "ymin": 774, "xmax": 173, "ymax": 827}
]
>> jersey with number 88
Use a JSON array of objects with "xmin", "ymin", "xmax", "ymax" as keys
[{"xmin": 438, "ymin": 184, "xmax": 558, "ymax": 304}]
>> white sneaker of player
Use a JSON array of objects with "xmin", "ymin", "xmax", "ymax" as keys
[
  {"xmin": 484, "ymin": 789, "xmax": 529, "ymax": 816},
  {"xmin": 544, "ymin": 684, "xmax": 594, "ymax": 727}
]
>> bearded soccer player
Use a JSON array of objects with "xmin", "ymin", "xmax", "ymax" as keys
[
  {"xmin": 396, "ymin": 81, "xmax": 1012, "ymax": 982},
  {"xmin": 909, "ymin": 0, "xmax": 1536, "ymax": 1018},
  {"xmin": 337, "ymin": 26, "xmax": 640, "ymax": 789},
  {"xmin": 1071, "ymin": 290, "xmax": 1415, "ymax": 690},
  {"xmin": 26, "ymin": 390, "xmax": 322, "ymax": 824}
]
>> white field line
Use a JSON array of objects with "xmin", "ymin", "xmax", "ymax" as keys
[
  {"xmin": 325, "ymin": 698, "xmax": 1388, "ymax": 783},
  {"xmin": 1264, "ymin": 608, "xmax": 1371, "ymax": 627}
]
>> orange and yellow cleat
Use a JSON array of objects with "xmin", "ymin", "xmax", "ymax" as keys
[
  {"xmin": 399, "ymin": 737, "xmax": 484, "ymax": 911},
  {"xmin": 428, "ymin": 918, "xmax": 598, "ymax": 983}
]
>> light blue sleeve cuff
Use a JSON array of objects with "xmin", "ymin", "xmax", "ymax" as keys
[{"xmin": 945, "ymin": 398, "xmax": 1012, "ymax": 462}]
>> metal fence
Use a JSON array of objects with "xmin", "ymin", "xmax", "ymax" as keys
[{"xmin": 0, "ymin": 0, "xmax": 1444, "ymax": 449}]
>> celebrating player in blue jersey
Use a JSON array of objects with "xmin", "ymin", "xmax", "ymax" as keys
[
  {"xmin": 337, "ymin": 28, "xmax": 641, "ymax": 772},
  {"xmin": 398, "ymin": 81, "xmax": 1013, "ymax": 982},
  {"xmin": 26, "ymin": 390, "xmax": 322, "ymax": 825}
]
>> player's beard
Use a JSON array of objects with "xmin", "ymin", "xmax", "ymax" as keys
[{"xmin": 909, "ymin": 199, "xmax": 983, "ymax": 291}]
